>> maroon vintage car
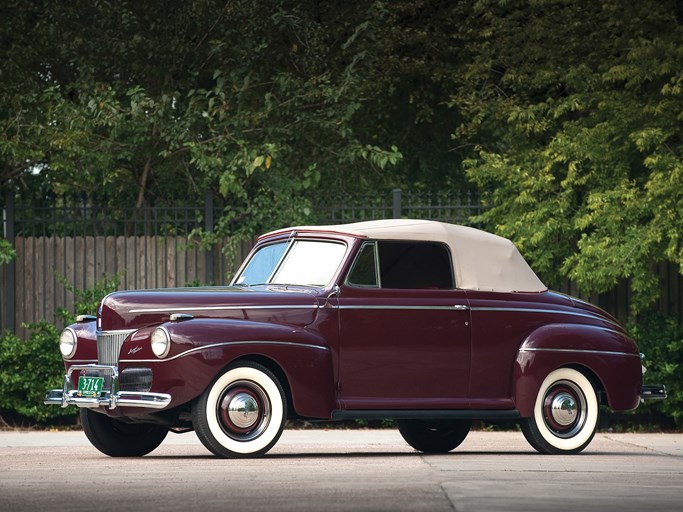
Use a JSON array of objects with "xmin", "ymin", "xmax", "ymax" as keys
[{"xmin": 46, "ymin": 219, "xmax": 665, "ymax": 457}]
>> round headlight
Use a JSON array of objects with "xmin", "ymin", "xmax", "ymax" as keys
[
  {"xmin": 59, "ymin": 328, "xmax": 77, "ymax": 359},
  {"xmin": 151, "ymin": 327, "xmax": 171, "ymax": 358}
]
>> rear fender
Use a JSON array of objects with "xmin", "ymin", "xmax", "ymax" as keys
[{"xmin": 512, "ymin": 324, "xmax": 642, "ymax": 417}]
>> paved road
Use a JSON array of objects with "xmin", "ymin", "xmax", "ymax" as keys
[{"xmin": 1, "ymin": 429, "xmax": 681, "ymax": 512}]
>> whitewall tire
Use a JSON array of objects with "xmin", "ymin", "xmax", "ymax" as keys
[
  {"xmin": 521, "ymin": 367, "xmax": 599, "ymax": 455},
  {"xmin": 192, "ymin": 362, "xmax": 286, "ymax": 458}
]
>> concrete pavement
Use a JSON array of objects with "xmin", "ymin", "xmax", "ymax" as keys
[{"xmin": 1, "ymin": 429, "xmax": 681, "ymax": 511}]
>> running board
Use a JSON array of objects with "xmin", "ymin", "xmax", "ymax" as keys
[{"xmin": 331, "ymin": 410, "xmax": 521, "ymax": 421}]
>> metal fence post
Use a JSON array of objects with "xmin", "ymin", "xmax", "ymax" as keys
[
  {"xmin": 392, "ymin": 189, "xmax": 402, "ymax": 219},
  {"xmin": 4, "ymin": 191, "xmax": 15, "ymax": 333},
  {"xmin": 204, "ymin": 191, "xmax": 214, "ymax": 284}
]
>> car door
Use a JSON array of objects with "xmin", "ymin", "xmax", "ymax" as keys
[{"xmin": 337, "ymin": 240, "xmax": 472, "ymax": 410}]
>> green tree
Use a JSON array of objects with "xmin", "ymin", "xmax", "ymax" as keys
[
  {"xmin": 449, "ymin": 0, "xmax": 683, "ymax": 313},
  {"xmin": 1, "ymin": 1, "xmax": 484, "ymax": 236},
  {"xmin": 3, "ymin": 0, "xmax": 682, "ymax": 312},
  {"xmin": 1, "ymin": 1, "xmax": 411, "ymax": 237}
]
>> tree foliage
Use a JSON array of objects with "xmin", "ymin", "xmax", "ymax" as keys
[
  {"xmin": 1, "ymin": 0, "xmax": 682, "ymax": 311},
  {"xmin": 1, "ymin": 0, "xmax": 468, "ymax": 240},
  {"xmin": 449, "ymin": 0, "xmax": 683, "ymax": 313}
]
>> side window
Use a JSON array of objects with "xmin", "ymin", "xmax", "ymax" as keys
[
  {"xmin": 347, "ymin": 240, "xmax": 454, "ymax": 289},
  {"xmin": 347, "ymin": 242, "xmax": 379, "ymax": 287},
  {"xmin": 378, "ymin": 241, "xmax": 454, "ymax": 289}
]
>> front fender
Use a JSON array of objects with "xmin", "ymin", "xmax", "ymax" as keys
[
  {"xmin": 121, "ymin": 318, "xmax": 335, "ymax": 418},
  {"xmin": 512, "ymin": 324, "xmax": 642, "ymax": 417},
  {"xmin": 62, "ymin": 322, "xmax": 97, "ymax": 387}
]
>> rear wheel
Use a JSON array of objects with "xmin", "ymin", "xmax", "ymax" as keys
[
  {"xmin": 398, "ymin": 419, "xmax": 471, "ymax": 453},
  {"xmin": 521, "ymin": 368, "xmax": 599, "ymax": 455},
  {"xmin": 80, "ymin": 408, "xmax": 168, "ymax": 457},
  {"xmin": 192, "ymin": 362, "xmax": 286, "ymax": 458}
]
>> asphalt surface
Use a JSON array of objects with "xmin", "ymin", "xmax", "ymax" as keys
[{"xmin": 1, "ymin": 429, "xmax": 681, "ymax": 512}]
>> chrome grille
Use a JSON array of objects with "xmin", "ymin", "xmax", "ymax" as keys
[{"xmin": 97, "ymin": 330, "xmax": 136, "ymax": 365}]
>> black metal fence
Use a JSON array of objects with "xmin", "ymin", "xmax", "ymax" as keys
[
  {"xmin": 314, "ymin": 189, "xmax": 484, "ymax": 225},
  {"xmin": 1, "ymin": 189, "xmax": 484, "ymax": 336}
]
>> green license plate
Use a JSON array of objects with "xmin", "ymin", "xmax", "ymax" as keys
[{"xmin": 77, "ymin": 376, "xmax": 104, "ymax": 397}]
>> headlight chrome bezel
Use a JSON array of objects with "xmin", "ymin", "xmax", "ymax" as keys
[
  {"xmin": 59, "ymin": 328, "xmax": 77, "ymax": 359},
  {"xmin": 151, "ymin": 327, "xmax": 171, "ymax": 359}
]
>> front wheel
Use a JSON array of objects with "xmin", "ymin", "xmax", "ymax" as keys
[
  {"xmin": 192, "ymin": 362, "xmax": 287, "ymax": 458},
  {"xmin": 80, "ymin": 408, "xmax": 168, "ymax": 457},
  {"xmin": 397, "ymin": 419, "xmax": 471, "ymax": 453},
  {"xmin": 521, "ymin": 368, "xmax": 599, "ymax": 455}
]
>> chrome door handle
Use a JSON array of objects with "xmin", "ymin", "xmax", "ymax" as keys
[{"xmin": 453, "ymin": 305, "xmax": 470, "ymax": 311}]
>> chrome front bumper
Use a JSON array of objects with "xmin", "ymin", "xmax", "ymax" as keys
[{"xmin": 44, "ymin": 364, "xmax": 171, "ymax": 410}]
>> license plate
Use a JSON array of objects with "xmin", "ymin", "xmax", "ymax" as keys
[{"xmin": 77, "ymin": 376, "xmax": 104, "ymax": 397}]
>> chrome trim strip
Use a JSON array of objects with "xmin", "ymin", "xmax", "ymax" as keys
[
  {"xmin": 119, "ymin": 340, "xmax": 329, "ymax": 364},
  {"xmin": 519, "ymin": 347, "xmax": 639, "ymax": 358},
  {"xmin": 98, "ymin": 329, "xmax": 137, "ymax": 335},
  {"xmin": 471, "ymin": 307, "xmax": 622, "ymax": 329},
  {"xmin": 129, "ymin": 304, "xmax": 319, "ymax": 313},
  {"xmin": 336, "ymin": 305, "xmax": 466, "ymax": 311}
]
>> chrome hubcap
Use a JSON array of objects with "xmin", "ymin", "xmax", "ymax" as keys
[
  {"xmin": 227, "ymin": 392, "xmax": 260, "ymax": 429},
  {"xmin": 543, "ymin": 380, "xmax": 587, "ymax": 438},
  {"xmin": 217, "ymin": 381, "xmax": 271, "ymax": 441},
  {"xmin": 550, "ymin": 392, "xmax": 577, "ymax": 426}
]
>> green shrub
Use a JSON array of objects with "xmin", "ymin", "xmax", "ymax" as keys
[
  {"xmin": 0, "ymin": 273, "xmax": 121, "ymax": 426},
  {"xmin": 628, "ymin": 313, "xmax": 683, "ymax": 427},
  {"xmin": 0, "ymin": 237, "xmax": 15, "ymax": 265},
  {"xmin": 0, "ymin": 321, "xmax": 75, "ymax": 424}
]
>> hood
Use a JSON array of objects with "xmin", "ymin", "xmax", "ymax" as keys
[{"xmin": 99, "ymin": 286, "xmax": 321, "ymax": 331}]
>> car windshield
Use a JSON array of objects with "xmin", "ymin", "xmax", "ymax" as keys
[{"xmin": 234, "ymin": 239, "xmax": 346, "ymax": 287}]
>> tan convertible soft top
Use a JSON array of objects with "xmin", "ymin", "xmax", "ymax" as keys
[{"xmin": 263, "ymin": 219, "xmax": 547, "ymax": 293}]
